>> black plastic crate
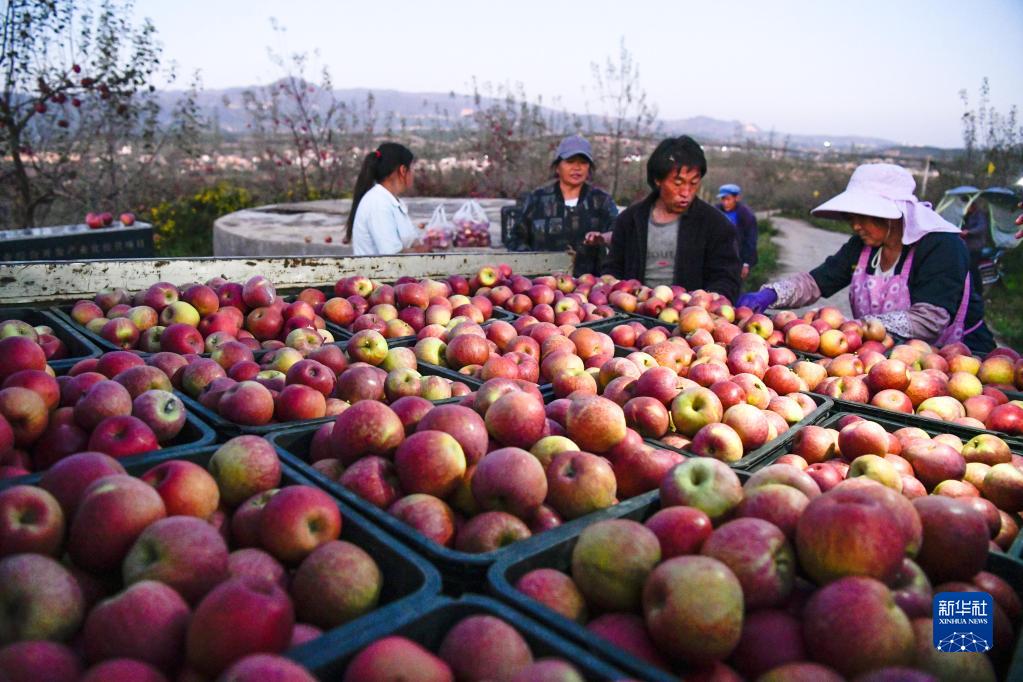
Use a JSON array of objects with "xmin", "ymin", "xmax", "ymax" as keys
[
  {"xmin": 980, "ymin": 552, "xmax": 1023, "ymax": 681},
  {"xmin": 385, "ymin": 337, "xmax": 484, "ymax": 390},
  {"xmin": 0, "ymin": 307, "xmax": 101, "ymax": 371},
  {"xmin": 0, "ymin": 222, "xmax": 154, "ymax": 261},
  {"xmin": 290, "ymin": 593, "xmax": 630, "ymax": 680},
  {"xmin": 269, "ymin": 419, "xmax": 659, "ymax": 594},
  {"xmin": 748, "ymin": 409, "xmax": 1023, "ymax": 561},
  {"xmin": 647, "ymin": 393, "xmax": 834, "ymax": 472},
  {"xmin": 0, "ymin": 409, "xmax": 216, "ymax": 490},
  {"xmin": 811, "ymin": 394, "xmax": 1023, "ymax": 449},
  {"xmin": 576, "ymin": 312, "xmax": 626, "ymax": 328},
  {"xmin": 51, "ymin": 303, "xmax": 152, "ymax": 355},
  {"xmin": 179, "ymin": 359, "xmax": 472, "ymax": 442},
  {"xmin": 493, "ymin": 306, "xmax": 622, "ymax": 330},
  {"xmin": 336, "ymin": 305, "xmax": 519, "ymax": 349},
  {"xmin": 53, "ymin": 293, "xmax": 351, "ymax": 355},
  {"xmin": 584, "ymin": 315, "xmax": 674, "ymax": 357},
  {"xmin": 749, "ymin": 408, "xmax": 1023, "ymax": 469},
  {"xmin": 486, "ymin": 486, "xmax": 740, "ymax": 681},
  {"xmin": 488, "ymin": 487, "xmax": 1023, "ymax": 682},
  {"xmin": 0, "ymin": 444, "xmax": 443, "ymax": 669}
]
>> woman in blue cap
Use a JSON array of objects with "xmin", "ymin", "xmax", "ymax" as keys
[{"xmin": 506, "ymin": 135, "xmax": 619, "ymax": 276}]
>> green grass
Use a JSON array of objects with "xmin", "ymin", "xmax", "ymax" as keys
[
  {"xmin": 779, "ymin": 210, "xmax": 851, "ymax": 235},
  {"xmin": 984, "ymin": 245, "xmax": 1023, "ymax": 350},
  {"xmin": 745, "ymin": 218, "xmax": 780, "ymax": 292}
]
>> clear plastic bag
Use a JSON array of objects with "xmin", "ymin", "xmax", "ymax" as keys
[
  {"xmin": 451, "ymin": 200, "xmax": 491, "ymax": 247},
  {"xmin": 422, "ymin": 204, "xmax": 453, "ymax": 251}
]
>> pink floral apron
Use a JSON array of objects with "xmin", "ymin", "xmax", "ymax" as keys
[{"xmin": 849, "ymin": 246, "xmax": 977, "ymax": 345}]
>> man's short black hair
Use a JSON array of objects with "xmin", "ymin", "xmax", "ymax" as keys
[{"xmin": 646, "ymin": 136, "xmax": 707, "ymax": 191}]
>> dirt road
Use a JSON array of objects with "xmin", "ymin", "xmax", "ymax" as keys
[{"xmin": 768, "ymin": 216, "xmax": 853, "ymax": 318}]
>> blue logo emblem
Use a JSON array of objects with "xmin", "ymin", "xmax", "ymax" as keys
[{"xmin": 932, "ymin": 591, "xmax": 994, "ymax": 653}]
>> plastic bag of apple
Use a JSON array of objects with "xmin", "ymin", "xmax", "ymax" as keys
[
  {"xmin": 451, "ymin": 199, "xmax": 491, "ymax": 247},
  {"xmin": 0, "ymin": 439, "xmax": 440, "ymax": 680},
  {"xmin": 0, "ymin": 345, "xmax": 215, "ymax": 479},
  {"xmin": 67, "ymin": 275, "xmax": 340, "ymax": 354},
  {"xmin": 173, "ymin": 329, "xmax": 474, "ymax": 431},
  {"xmin": 421, "ymin": 204, "xmax": 454, "ymax": 250},
  {"xmin": 287, "ymin": 380, "xmax": 686, "ymax": 558},
  {"xmin": 491, "ymin": 457, "xmax": 1023, "ymax": 681}
]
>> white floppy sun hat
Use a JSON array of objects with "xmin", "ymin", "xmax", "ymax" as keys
[
  {"xmin": 811, "ymin": 163, "xmax": 960, "ymax": 244},
  {"xmin": 810, "ymin": 163, "xmax": 915, "ymax": 220}
]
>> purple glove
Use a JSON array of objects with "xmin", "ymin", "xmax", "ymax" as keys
[{"xmin": 737, "ymin": 288, "xmax": 778, "ymax": 314}]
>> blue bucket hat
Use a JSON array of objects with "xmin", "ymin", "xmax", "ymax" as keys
[
  {"xmin": 554, "ymin": 135, "xmax": 594, "ymax": 165},
  {"xmin": 717, "ymin": 183, "xmax": 741, "ymax": 198}
]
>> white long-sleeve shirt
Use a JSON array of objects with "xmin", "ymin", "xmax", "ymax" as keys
[{"xmin": 351, "ymin": 183, "xmax": 418, "ymax": 256}]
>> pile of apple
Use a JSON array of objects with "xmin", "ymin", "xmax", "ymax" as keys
[
  {"xmin": 798, "ymin": 341, "xmax": 1023, "ymax": 437},
  {"xmin": 582, "ymin": 329, "xmax": 819, "ymax": 463},
  {"xmin": 403, "ymin": 306, "xmax": 826, "ymax": 466},
  {"xmin": 512, "ymin": 457, "xmax": 1020, "ymax": 679},
  {"xmin": 84, "ymin": 211, "xmax": 135, "ymax": 229},
  {"xmin": 0, "ymin": 437, "xmax": 393, "ymax": 679},
  {"xmin": 0, "ymin": 317, "xmax": 73, "ymax": 363},
  {"xmin": 341, "ymin": 614, "xmax": 588, "ymax": 680},
  {"xmin": 319, "ymin": 274, "xmax": 503, "ymax": 340},
  {"xmin": 171, "ymin": 329, "xmax": 472, "ymax": 427},
  {"xmin": 470, "ymin": 271, "xmax": 618, "ymax": 326},
  {"xmin": 67, "ymin": 275, "xmax": 337, "ymax": 354},
  {"xmin": 410, "ymin": 316, "xmax": 619, "ymax": 389},
  {"xmin": 298, "ymin": 381, "xmax": 689, "ymax": 552},
  {"xmin": 588, "ymin": 280, "xmax": 737, "ymax": 324},
  {"xmin": 771, "ymin": 412, "xmax": 1023, "ymax": 543},
  {"xmin": 0, "ymin": 347, "xmax": 189, "ymax": 478},
  {"xmin": 478, "ymin": 271, "xmax": 734, "ymax": 328},
  {"xmin": 451, "ymin": 213, "xmax": 491, "ymax": 247}
]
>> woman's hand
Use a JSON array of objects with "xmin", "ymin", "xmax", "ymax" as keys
[
  {"xmin": 736, "ymin": 288, "xmax": 778, "ymax": 314},
  {"xmin": 1015, "ymin": 202, "xmax": 1022, "ymax": 240}
]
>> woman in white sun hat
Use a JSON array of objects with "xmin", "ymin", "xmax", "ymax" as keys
[{"xmin": 738, "ymin": 163, "xmax": 996, "ymax": 354}]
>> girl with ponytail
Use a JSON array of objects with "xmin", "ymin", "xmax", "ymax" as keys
[{"xmin": 345, "ymin": 142, "xmax": 427, "ymax": 255}]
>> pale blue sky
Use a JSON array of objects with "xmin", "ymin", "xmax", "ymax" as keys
[{"xmin": 134, "ymin": 0, "xmax": 1022, "ymax": 147}]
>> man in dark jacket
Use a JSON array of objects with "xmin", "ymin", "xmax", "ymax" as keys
[
  {"xmin": 506, "ymin": 135, "xmax": 618, "ymax": 277},
  {"xmin": 601, "ymin": 136, "xmax": 742, "ymax": 302},
  {"xmin": 716, "ymin": 183, "xmax": 758, "ymax": 281}
]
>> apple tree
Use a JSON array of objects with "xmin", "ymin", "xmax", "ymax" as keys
[{"xmin": 0, "ymin": 0, "xmax": 164, "ymax": 228}]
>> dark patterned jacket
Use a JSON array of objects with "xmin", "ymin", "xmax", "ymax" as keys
[{"xmin": 506, "ymin": 181, "xmax": 618, "ymax": 276}]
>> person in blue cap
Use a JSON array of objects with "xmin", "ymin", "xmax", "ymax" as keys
[
  {"xmin": 506, "ymin": 134, "xmax": 618, "ymax": 276},
  {"xmin": 716, "ymin": 183, "xmax": 758, "ymax": 282}
]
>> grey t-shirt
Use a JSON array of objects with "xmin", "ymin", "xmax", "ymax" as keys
[{"xmin": 645, "ymin": 216, "xmax": 679, "ymax": 287}]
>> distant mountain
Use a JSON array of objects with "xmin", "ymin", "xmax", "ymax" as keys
[{"xmin": 156, "ymin": 84, "xmax": 921, "ymax": 153}]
